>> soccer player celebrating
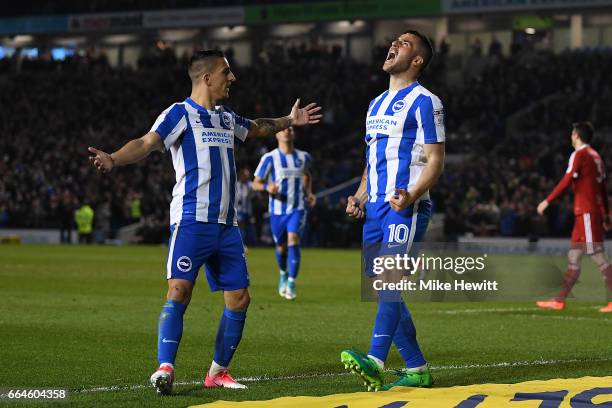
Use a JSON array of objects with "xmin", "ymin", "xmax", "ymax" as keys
[
  {"xmin": 252, "ymin": 127, "xmax": 316, "ymax": 300},
  {"xmin": 341, "ymin": 31, "xmax": 445, "ymax": 391},
  {"xmin": 536, "ymin": 122, "xmax": 611, "ymax": 313},
  {"xmin": 88, "ymin": 50, "xmax": 321, "ymax": 394}
]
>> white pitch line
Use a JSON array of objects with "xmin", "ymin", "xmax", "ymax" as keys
[
  {"xmin": 528, "ymin": 314, "xmax": 612, "ymax": 323},
  {"xmin": 427, "ymin": 307, "xmax": 540, "ymax": 314},
  {"xmin": 425, "ymin": 306, "xmax": 602, "ymax": 315},
  {"xmin": 73, "ymin": 356, "xmax": 612, "ymax": 394}
]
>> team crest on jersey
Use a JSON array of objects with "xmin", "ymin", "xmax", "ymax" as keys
[
  {"xmin": 221, "ymin": 112, "xmax": 234, "ymax": 128},
  {"xmin": 294, "ymin": 157, "xmax": 303, "ymax": 167},
  {"xmin": 392, "ymin": 100, "xmax": 407, "ymax": 113},
  {"xmin": 176, "ymin": 256, "xmax": 192, "ymax": 272}
]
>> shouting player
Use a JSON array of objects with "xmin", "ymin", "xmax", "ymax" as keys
[
  {"xmin": 88, "ymin": 50, "xmax": 321, "ymax": 394},
  {"xmin": 536, "ymin": 122, "xmax": 611, "ymax": 313},
  {"xmin": 252, "ymin": 127, "xmax": 316, "ymax": 300},
  {"xmin": 341, "ymin": 30, "xmax": 445, "ymax": 390}
]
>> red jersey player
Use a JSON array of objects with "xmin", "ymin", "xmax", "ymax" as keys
[{"xmin": 536, "ymin": 122, "xmax": 611, "ymax": 312}]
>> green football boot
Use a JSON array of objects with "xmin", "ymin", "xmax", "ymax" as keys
[
  {"xmin": 340, "ymin": 349, "xmax": 384, "ymax": 391},
  {"xmin": 382, "ymin": 368, "xmax": 433, "ymax": 390}
]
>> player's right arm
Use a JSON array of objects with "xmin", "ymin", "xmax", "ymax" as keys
[
  {"xmin": 346, "ymin": 166, "xmax": 368, "ymax": 219},
  {"xmin": 88, "ymin": 132, "xmax": 163, "ymax": 173},
  {"xmin": 252, "ymin": 176, "xmax": 279, "ymax": 194},
  {"xmin": 89, "ymin": 103, "xmax": 186, "ymax": 174},
  {"xmin": 538, "ymin": 151, "xmax": 581, "ymax": 215},
  {"xmin": 252, "ymin": 154, "xmax": 278, "ymax": 194}
]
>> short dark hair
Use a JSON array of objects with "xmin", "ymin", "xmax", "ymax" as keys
[
  {"xmin": 572, "ymin": 121, "xmax": 595, "ymax": 143},
  {"xmin": 403, "ymin": 30, "xmax": 434, "ymax": 74},
  {"xmin": 188, "ymin": 49, "xmax": 226, "ymax": 82}
]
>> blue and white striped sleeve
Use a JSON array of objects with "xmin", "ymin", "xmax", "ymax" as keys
[
  {"xmin": 417, "ymin": 94, "xmax": 445, "ymax": 144},
  {"xmin": 232, "ymin": 112, "xmax": 252, "ymax": 142},
  {"xmin": 150, "ymin": 103, "xmax": 187, "ymax": 150},
  {"xmin": 254, "ymin": 155, "xmax": 272, "ymax": 180}
]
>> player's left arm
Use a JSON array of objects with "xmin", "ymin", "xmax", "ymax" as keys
[
  {"xmin": 390, "ymin": 94, "xmax": 445, "ymax": 211},
  {"xmin": 303, "ymin": 153, "xmax": 316, "ymax": 207},
  {"xmin": 390, "ymin": 143, "xmax": 445, "ymax": 211},
  {"xmin": 303, "ymin": 170, "xmax": 316, "ymax": 208},
  {"xmin": 246, "ymin": 99, "xmax": 322, "ymax": 138}
]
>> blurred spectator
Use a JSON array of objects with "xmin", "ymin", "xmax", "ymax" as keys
[
  {"xmin": 0, "ymin": 44, "xmax": 609, "ymax": 246},
  {"xmin": 75, "ymin": 200, "xmax": 94, "ymax": 244},
  {"xmin": 57, "ymin": 191, "xmax": 75, "ymax": 244}
]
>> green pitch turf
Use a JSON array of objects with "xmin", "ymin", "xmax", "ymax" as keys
[{"xmin": 0, "ymin": 245, "xmax": 610, "ymax": 407}]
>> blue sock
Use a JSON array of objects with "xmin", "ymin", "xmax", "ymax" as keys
[
  {"xmin": 213, "ymin": 307, "xmax": 247, "ymax": 367},
  {"xmin": 275, "ymin": 249, "xmax": 287, "ymax": 272},
  {"xmin": 287, "ymin": 244, "xmax": 301, "ymax": 279},
  {"xmin": 157, "ymin": 300, "xmax": 187, "ymax": 366},
  {"xmin": 393, "ymin": 302, "xmax": 426, "ymax": 368},
  {"xmin": 368, "ymin": 299, "xmax": 401, "ymax": 362}
]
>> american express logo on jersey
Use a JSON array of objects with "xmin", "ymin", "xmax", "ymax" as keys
[
  {"xmin": 366, "ymin": 117, "xmax": 399, "ymax": 132},
  {"xmin": 200, "ymin": 129, "xmax": 233, "ymax": 146},
  {"xmin": 276, "ymin": 168, "xmax": 304, "ymax": 179}
]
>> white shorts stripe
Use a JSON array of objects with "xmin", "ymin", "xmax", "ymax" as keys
[
  {"xmin": 583, "ymin": 213, "xmax": 593, "ymax": 254},
  {"xmin": 406, "ymin": 200, "xmax": 420, "ymax": 254},
  {"xmin": 166, "ymin": 221, "xmax": 180, "ymax": 279}
]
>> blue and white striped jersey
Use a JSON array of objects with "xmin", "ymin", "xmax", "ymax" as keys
[
  {"xmin": 365, "ymin": 81, "xmax": 445, "ymax": 203},
  {"xmin": 150, "ymin": 97, "xmax": 251, "ymax": 226},
  {"xmin": 254, "ymin": 148, "xmax": 312, "ymax": 215}
]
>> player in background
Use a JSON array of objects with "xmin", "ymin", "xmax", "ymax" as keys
[
  {"xmin": 235, "ymin": 168, "xmax": 253, "ymax": 250},
  {"xmin": 341, "ymin": 30, "xmax": 445, "ymax": 391},
  {"xmin": 536, "ymin": 122, "xmax": 611, "ymax": 313},
  {"xmin": 252, "ymin": 127, "xmax": 316, "ymax": 300},
  {"xmin": 88, "ymin": 50, "xmax": 322, "ymax": 394}
]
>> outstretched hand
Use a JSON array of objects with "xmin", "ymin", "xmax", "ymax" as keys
[
  {"xmin": 289, "ymin": 99, "xmax": 322, "ymax": 126},
  {"xmin": 88, "ymin": 147, "xmax": 114, "ymax": 173}
]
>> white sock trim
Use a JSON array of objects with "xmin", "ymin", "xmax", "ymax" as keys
[
  {"xmin": 367, "ymin": 354, "xmax": 384, "ymax": 370},
  {"xmin": 288, "ymin": 277, "xmax": 295, "ymax": 283},
  {"xmin": 406, "ymin": 363, "xmax": 427, "ymax": 373},
  {"xmin": 209, "ymin": 360, "xmax": 226, "ymax": 377}
]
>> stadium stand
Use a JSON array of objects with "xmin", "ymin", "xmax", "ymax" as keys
[{"xmin": 0, "ymin": 43, "xmax": 610, "ymax": 244}]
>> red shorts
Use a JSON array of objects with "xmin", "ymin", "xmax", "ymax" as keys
[{"xmin": 571, "ymin": 212, "xmax": 604, "ymax": 254}]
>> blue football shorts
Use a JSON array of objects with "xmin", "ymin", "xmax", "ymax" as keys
[
  {"xmin": 270, "ymin": 210, "xmax": 306, "ymax": 245},
  {"xmin": 166, "ymin": 221, "xmax": 249, "ymax": 291},
  {"xmin": 363, "ymin": 199, "xmax": 432, "ymax": 278}
]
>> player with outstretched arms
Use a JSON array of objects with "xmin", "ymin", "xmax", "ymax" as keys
[
  {"xmin": 252, "ymin": 127, "xmax": 316, "ymax": 300},
  {"xmin": 88, "ymin": 50, "xmax": 321, "ymax": 394},
  {"xmin": 340, "ymin": 30, "xmax": 445, "ymax": 391},
  {"xmin": 536, "ymin": 122, "xmax": 611, "ymax": 312}
]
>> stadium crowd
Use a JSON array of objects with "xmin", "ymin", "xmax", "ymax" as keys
[{"xmin": 0, "ymin": 41, "xmax": 610, "ymax": 245}]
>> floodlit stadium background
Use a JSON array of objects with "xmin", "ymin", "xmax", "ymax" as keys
[
  {"xmin": 1, "ymin": 0, "xmax": 610, "ymax": 248},
  {"xmin": 0, "ymin": 1, "xmax": 611, "ymax": 406}
]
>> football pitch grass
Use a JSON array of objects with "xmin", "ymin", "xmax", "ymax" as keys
[{"xmin": 0, "ymin": 244, "xmax": 610, "ymax": 407}]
